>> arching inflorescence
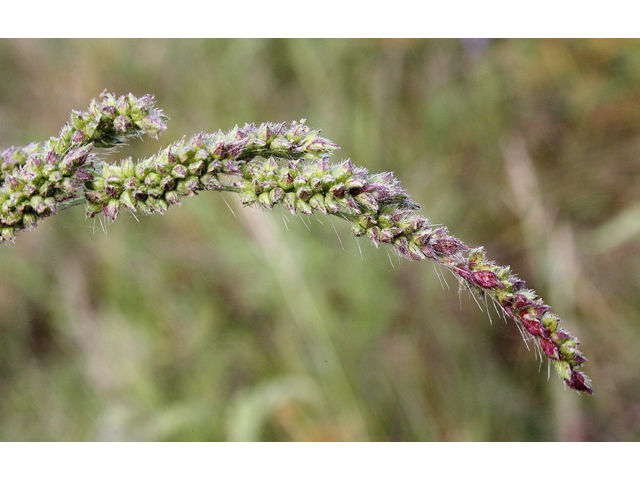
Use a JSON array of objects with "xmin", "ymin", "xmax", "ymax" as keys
[{"xmin": 0, "ymin": 92, "xmax": 593, "ymax": 395}]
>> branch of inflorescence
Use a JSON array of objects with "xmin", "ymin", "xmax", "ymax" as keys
[{"xmin": 0, "ymin": 91, "xmax": 593, "ymax": 395}]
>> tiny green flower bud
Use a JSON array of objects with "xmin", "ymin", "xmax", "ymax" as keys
[
  {"xmin": 263, "ymin": 157, "xmax": 278, "ymax": 173},
  {"xmin": 269, "ymin": 187, "xmax": 284, "ymax": 204},
  {"xmin": 164, "ymin": 191, "xmax": 181, "ymax": 205},
  {"xmin": 333, "ymin": 159, "xmax": 354, "ymax": 181},
  {"xmin": 60, "ymin": 177, "xmax": 77, "ymax": 196},
  {"xmin": 223, "ymin": 159, "xmax": 242, "ymax": 175},
  {"xmin": 277, "ymin": 170, "xmax": 294, "ymax": 190},
  {"xmin": 413, "ymin": 231, "xmax": 432, "ymax": 247},
  {"xmin": 38, "ymin": 181, "xmax": 53, "ymax": 197},
  {"xmin": 296, "ymin": 198, "xmax": 313, "ymax": 216},
  {"xmin": 43, "ymin": 197, "xmax": 57, "ymax": 214},
  {"xmin": 380, "ymin": 227, "xmax": 402, "ymax": 243},
  {"xmin": 293, "ymin": 175, "xmax": 308, "ymax": 189},
  {"xmin": 206, "ymin": 159, "xmax": 223, "ymax": 173},
  {"xmin": 351, "ymin": 223, "xmax": 366, "ymax": 237},
  {"xmin": 136, "ymin": 115, "xmax": 166, "ymax": 136},
  {"xmin": 367, "ymin": 226, "xmax": 381, "ymax": 248},
  {"xmin": 22, "ymin": 183, "xmax": 37, "ymax": 197},
  {"xmin": 176, "ymin": 176, "xmax": 199, "ymax": 196},
  {"xmin": 201, "ymin": 174, "xmax": 222, "ymax": 190},
  {"xmin": 70, "ymin": 110, "xmax": 86, "ymax": 130},
  {"xmin": 345, "ymin": 175, "xmax": 366, "ymax": 190},
  {"xmin": 468, "ymin": 247, "xmax": 486, "ymax": 266},
  {"xmin": 188, "ymin": 160, "xmax": 205, "ymax": 176},
  {"xmin": 250, "ymin": 179, "xmax": 264, "ymax": 195},
  {"xmin": 337, "ymin": 194, "xmax": 360, "ymax": 213},
  {"xmin": 554, "ymin": 361, "xmax": 572, "ymax": 381},
  {"xmin": 320, "ymin": 174, "xmax": 337, "ymax": 189},
  {"xmin": 551, "ymin": 329, "xmax": 572, "ymax": 345},
  {"xmin": 85, "ymin": 202, "xmax": 102, "ymax": 218},
  {"xmin": 211, "ymin": 140, "xmax": 225, "ymax": 159},
  {"xmin": 2, "ymin": 209, "xmax": 19, "ymax": 225},
  {"xmin": 1, "ymin": 227, "xmax": 16, "ymax": 243},
  {"xmin": 258, "ymin": 191, "xmax": 273, "ymax": 209},
  {"xmin": 136, "ymin": 201, "xmax": 154, "ymax": 216},
  {"xmin": 541, "ymin": 312, "xmax": 559, "ymax": 333},
  {"xmin": 102, "ymin": 199, "xmax": 120, "ymax": 220},
  {"xmin": 305, "ymin": 138, "xmax": 339, "ymax": 155},
  {"xmin": 559, "ymin": 342, "xmax": 580, "ymax": 361},
  {"xmin": 240, "ymin": 188, "xmax": 258, "ymax": 206},
  {"xmin": 377, "ymin": 214, "xmax": 393, "ymax": 229},
  {"xmin": 357, "ymin": 213, "xmax": 377, "ymax": 229},
  {"xmin": 114, "ymin": 114, "xmax": 133, "ymax": 132},
  {"xmin": 309, "ymin": 176, "xmax": 322, "ymax": 191},
  {"xmin": 329, "ymin": 182, "xmax": 346, "ymax": 198},
  {"xmin": 355, "ymin": 192, "xmax": 379, "ymax": 212},
  {"xmin": 191, "ymin": 133, "xmax": 205, "ymax": 149},
  {"xmin": 135, "ymin": 163, "xmax": 148, "ymax": 179},
  {"xmin": 137, "ymin": 94, "xmax": 155, "ymax": 110},
  {"xmin": 172, "ymin": 164, "xmax": 187, "ymax": 179},
  {"xmin": 124, "ymin": 176, "xmax": 139, "ymax": 190},
  {"xmin": 302, "ymin": 164, "xmax": 317, "ymax": 179},
  {"xmin": 315, "ymin": 157, "xmax": 330, "ymax": 174},
  {"xmin": 71, "ymin": 130, "xmax": 86, "ymax": 144},
  {"xmin": 30, "ymin": 196, "xmax": 46, "ymax": 214},
  {"xmin": 324, "ymin": 193, "xmax": 340, "ymax": 214},
  {"xmin": 496, "ymin": 266, "xmax": 511, "ymax": 280},
  {"xmin": 82, "ymin": 118, "xmax": 100, "ymax": 140},
  {"xmin": 119, "ymin": 191, "xmax": 136, "ymax": 211},
  {"xmin": 407, "ymin": 242, "xmax": 427, "ymax": 261},
  {"xmin": 116, "ymin": 95, "xmax": 130, "ymax": 115},
  {"xmin": 144, "ymin": 172, "xmax": 161, "ymax": 187},
  {"xmin": 283, "ymin": 192, "xmax": 297, "ymax": 214},
  {"xmin": 262, "ymin": 179, "xmax": 277, "ymax": 191},
  {"xmin": 309, "ymin": 193, "xmax": 327, "ymax": 215},
  {"xmin": 147, "ymin": 197, "xmax": 168, "ymax": 214},
  {"xmin": 270, "ymin": 137, "xmax": 293, "ymax": 155}
]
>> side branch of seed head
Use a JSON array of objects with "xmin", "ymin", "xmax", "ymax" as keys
[
  {"xmin": 236, "ymin": 155, "xmax": 593, "ymax": 394},
  {"xmin": 0, "ymin": 92, "xmax": 167, "ymax": 243},
  {"xmin": 83, "ymin": 121, "xmax": 339, "ymax": 220}
]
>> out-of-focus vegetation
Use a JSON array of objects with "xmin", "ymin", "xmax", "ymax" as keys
[{"xmin": 1, "ymin": 39, "xmax": 639, "ymax": 441}]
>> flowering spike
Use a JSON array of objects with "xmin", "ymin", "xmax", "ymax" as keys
[{"xmin": 1, "ymin": 93, "xmax": 593, "ymax": 397}]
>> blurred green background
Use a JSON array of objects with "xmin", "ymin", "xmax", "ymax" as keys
[{"xmin": 1, "ymin": 39, "xmax": 639, "ymax": 441}]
